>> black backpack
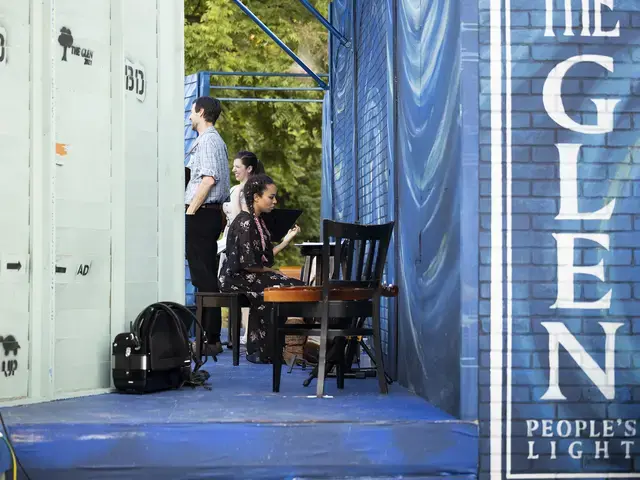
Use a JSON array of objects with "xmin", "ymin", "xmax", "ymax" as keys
[{"xmin": 112, "ymin": 301, "xmax": 210, "ymax": 393}]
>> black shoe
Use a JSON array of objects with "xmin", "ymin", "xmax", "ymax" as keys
[
  {"xmin": 245, "ymin": 353, "xmax": 269, "ymax": 364},
  {"xmin": 204, "ymin": 341, "xmax": 223, "ymax": 357}
]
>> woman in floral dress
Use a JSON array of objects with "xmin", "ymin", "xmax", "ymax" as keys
[{"xmin": 218, "ymin": 174, "xmax": 303, "ymax": 363}]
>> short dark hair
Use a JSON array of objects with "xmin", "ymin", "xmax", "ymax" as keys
[
  {"xmin": 244, "ymin": 174, "xmax": 275, "ymax": 214},
  {"xmin": 236, "ymin": 150, "xmax": 265, "ymax": 176},
  {"xmin": 193, "ymin": 96, "xmax": 222, "ymax": 125}
]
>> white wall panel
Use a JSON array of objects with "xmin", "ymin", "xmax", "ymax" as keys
[
  {"xmin": 122, "ymin": 0, "xmax": 160, "ymax": 318},
  {"xmin": 0, "ymin": 0, "xmax": 183, "ymax": 404},
  {"xmin": 53, "ymin": 0, "xmax": 113, "ymax": 394},
  {"xmin": 0, "ymin": 3, "xmax": 31, "ymax": 400}
]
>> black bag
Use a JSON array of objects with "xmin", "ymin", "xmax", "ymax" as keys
[{"xmin": 112, "ymin": 301, "xmax": 209, "ymax": 393}]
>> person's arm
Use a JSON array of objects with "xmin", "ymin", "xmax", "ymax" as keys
[
  {"xmin": 186, "ymin": 176, "xmax": 215, "ymax": 214},
  {"xmin": 272, "ymin": 225, "xmax": 301, "ymax": 256}
]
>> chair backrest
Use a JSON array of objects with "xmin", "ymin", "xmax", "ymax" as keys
[{"xmin": 321, "ymin": 219, "xmax": 394, "ymax": 293}]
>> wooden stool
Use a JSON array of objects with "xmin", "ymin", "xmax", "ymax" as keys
[{"xmin": 195, "ymin": 292, "xmax": 250, "ymax": 366}]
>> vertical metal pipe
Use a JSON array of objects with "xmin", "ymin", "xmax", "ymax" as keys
[{"xmin": 197, "ymin": 71, "xmax": 210, "ymax": 98}]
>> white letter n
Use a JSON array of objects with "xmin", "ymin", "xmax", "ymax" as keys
[{"xmin": 540, "ymin": 322, "xmax": 623, "ymax": 400}]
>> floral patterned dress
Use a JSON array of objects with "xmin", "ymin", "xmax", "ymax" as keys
[{"xmin": 218, "ymin": 211, "xmax": 303, "ymax": 362}]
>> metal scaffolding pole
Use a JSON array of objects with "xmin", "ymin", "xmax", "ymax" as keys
[
  {"xmin": 216, "ymin": 97, "xmax": 323, "ymax": 104},
  {"xmin": 230, "ymin": 0, "xmax": 329, "ymax": 90},
  {"xmin": 298, "ymin": 0, "xmax": 350, "ymax": 47},
  {"xmin": 207, "ymin": 71, "xmax": 328, "ymax": 79},
  {"xmin": 210, "ymin": 85, "xmax": 324, "ymax": 92}
]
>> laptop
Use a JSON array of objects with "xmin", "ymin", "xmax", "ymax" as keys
[{"xmin": 262, "ymin": 208, "xmax": 303, "ymax": 242}]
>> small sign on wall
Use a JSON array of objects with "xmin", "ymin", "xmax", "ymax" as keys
[
  {"xmin": 0, "ymin": 329, "xmax": 27, "ymax": 399},
  {"xmin": 58, "ymin": 27, "xmax": 94, "ymax": 66},
  {"xmin": 0, "ymin": 25, "xmax": 7, "ymax": 65},
  {"xmin": 0, "ymin": 254, "xmax": 28, "ymax": 279},
  {"xmin": 125, "ymin": 59, "xmax": 146, "ymax": 102},
  {"xmin": 0, "ymin": 335, "xmax": 20, "ymax": 377}
]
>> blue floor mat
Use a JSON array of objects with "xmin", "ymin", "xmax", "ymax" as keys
[{"xmin": 2, "ymin": 347, "xmax": 478, "ymax": 479}]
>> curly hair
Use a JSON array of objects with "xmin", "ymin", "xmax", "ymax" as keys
[
  {"xmin": 244, "ymin": 173, "xmax": 275, "ymax": 214},
  {"xmin": 236, "ymin": 151, "xmax": 265, "ymax": 176}
]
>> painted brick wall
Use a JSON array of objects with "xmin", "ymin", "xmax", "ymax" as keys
[
  {"xmin": 327, "ymin": 0, "xmax": 394, "ymax": 360},
  {"xmin": 330, "ymin": 0, "xmax": 355, "ymax": 223},
  {"xmin": 355, "ymin": 0, "xmax": 391, "ymax": 355},
  {"xmin": 326, "ymin": 0, "xmax": 465, "ymax": 411},
  {"xmin": 478, "ymin": 0, "xmax": 640, "ymax": 478}
]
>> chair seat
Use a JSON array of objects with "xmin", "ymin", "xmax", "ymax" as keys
[
  {"xmin": 195, "ymin": 291, "xmax": 250, "ymax": 308},
  {"xmin": 264, "ymin": 286, "xmax": 375, "ymax": 303}
]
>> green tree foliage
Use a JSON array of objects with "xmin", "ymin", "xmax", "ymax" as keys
[{"xmin": 184, "ymin": 0, "xmax": 328, "ymax": 267}]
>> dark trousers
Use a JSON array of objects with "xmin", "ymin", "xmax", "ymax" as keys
[{"xmin": 186, "ymin": 207, "xmax": 224, "ymax": 342}]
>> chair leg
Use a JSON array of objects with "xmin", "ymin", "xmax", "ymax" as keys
[
  {"xmin": 229, "ymin": 297, "xmax": 240, "ymax": 366},
  {"xmin": 302, "ymin": 364, "xmax": 318, "ymax": 387},
  {"xmin": 371, "ymin": 295, "xmax": 389, "ymax": 394},
  {"xmin": 336, "ymin": 360, "xmax": 345, "ymax": 389},
  {"xmin": 270, "ymin": 306, "xmax": 283, "ymax": 392},
  {"xmin": 195, "ymin": 296, "xmax": 203, "ymax": 359},
  {"xmin": 278, "ymin": 328, "xmax": 286, "ymax": 383},
  {"xmin": 315, "ymin": 302, "xmax": 330, "ymax": 397}
]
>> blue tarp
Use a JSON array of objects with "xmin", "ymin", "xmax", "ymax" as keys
[
  {"xmin": 323, "ymin": 0, "xmax": 476, "ymax": 419},
  {"xmin": 2, "ymin": 354, "xmax": 478, "ymax": 479}
]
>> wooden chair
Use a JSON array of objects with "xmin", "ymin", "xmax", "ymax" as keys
[
  {"xmin": 264, "ymin": 219, "xmax": 394, "ymax": 397},
  {"xmin": 195, "ymin": 292, "xmax": 250, "ymax": 366}
]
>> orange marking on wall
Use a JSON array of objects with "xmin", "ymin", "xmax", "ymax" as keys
[{"xmin": 55, "ymin": 143, "xmax": 70, "ymax": 156}]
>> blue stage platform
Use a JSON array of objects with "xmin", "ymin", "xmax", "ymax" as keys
[{"xmin": 2, "ymin": 346, "xmax": 478, "ymax": 479}]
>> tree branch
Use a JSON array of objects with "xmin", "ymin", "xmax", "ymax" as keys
[{"xmin": 185, "ymin": 0, "xmax": 204, "ymax": 24}]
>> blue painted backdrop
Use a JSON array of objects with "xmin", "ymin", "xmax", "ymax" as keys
[
  {"xmin": 395, "ymin": 0, "xmax": 463, "ymax": 417},
  {"xmin": 477, "ymin": 0, "xmax": 640, "ymax": 478},
  {"xmin": 327, "ymin": 0, "xmax": 399, "ymax": 376},
  {"xmin": 324, "ymin": 0, "xmax": 640, "ymax": 477},
  {"xmin": 323, "ymin": 0, "xmax": 474, "ymax": 420}
]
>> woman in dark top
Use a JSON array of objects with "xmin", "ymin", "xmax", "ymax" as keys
[{"xmin": 218, "ymin": 174, "xmax": 303, "ymax": 363}]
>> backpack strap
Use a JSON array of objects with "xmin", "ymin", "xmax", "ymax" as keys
[
  {"xmin": 159, "ymin": 301, "xmax": 212, "ymax": 390},
  {"xmin": 130, "ymin": 305, "xmax": 156, "ymax": 349},
  {"xmin": 160, "ymin": 301, "xmax": 210, "ymax": 371},
  {"xmin": 144, "ymin": 302, "xmax": 193, "ymax": 372},
  {"xmin": 133, "ymin": 303, "xmax": 187, "ymax": 351}
]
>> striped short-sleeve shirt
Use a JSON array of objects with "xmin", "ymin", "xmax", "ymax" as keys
[{"xmin": 185, "ymin": 126, "xmax": 230, "ymax": 205}]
